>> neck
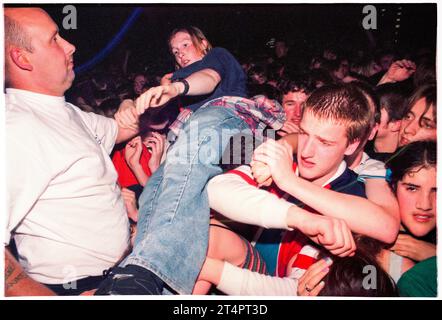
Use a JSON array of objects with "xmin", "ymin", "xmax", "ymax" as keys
[
  {"xmin": 346, "ymin": 150, "xmax": 363, "ymax": 170},
  {"xmin": 308, "ymin": 163, "xmax": 343, "ymax": 187},
  {"xmin": 374, "ymin": 134, "xmax": 399, "ymax": 153}
]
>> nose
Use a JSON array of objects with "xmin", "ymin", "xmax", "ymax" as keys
[
  {"xmin": 300, "ymin": 137, "xmax": 315, "ymax": 158},
  {"xmin": 176, "ymin": 49, "xmax": 185, "ymax": 59},
  {"xmin": 403, "ymin": 118, "xmax": 418, "ymax": 137},
  {"xmin": 60, "ymin": 36, "xmax": 76, "ymax": 56},
  {"xmin": 416, "ymin": 190, "xmax": 434, "ymax": 212}
]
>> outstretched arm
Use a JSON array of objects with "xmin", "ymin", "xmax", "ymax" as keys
[
  {"xmin": 252, "ymin": 139, "xmax": 399, "ymax": 243},
  {"xmin": 135, "ymin": 68, "xmax": 221, "ymax": 114}
]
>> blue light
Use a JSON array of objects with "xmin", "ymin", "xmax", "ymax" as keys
[{"xmin": 74, "ymin": 7, "xmax": 143, "ymax": 74}]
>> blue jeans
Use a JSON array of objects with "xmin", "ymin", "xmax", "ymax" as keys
[{"xmin": 122, "ymin": 105, "xmax": 250, "ymax": 294}]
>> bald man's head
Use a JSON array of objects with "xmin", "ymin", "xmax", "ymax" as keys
[
  {"xmin": 4, "ymin": 8, "xmax": 41, "ymax": 52},
  {"xmin": 4, "ymin": 8, "xmax": 37, "ymax": 84},
  {"xmin": 4, "ymin": 8, "xmax": 76, "ymax": 96}
]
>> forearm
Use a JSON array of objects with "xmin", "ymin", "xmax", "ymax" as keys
[
  {"xmin": 115, "ymin": 100, "xmax": 139, "ymax": 144},
  {"xmin": 129, "ymin": 164, "xmax": 149, "ymax": 186},
  {"xmin": 176, "ymin": 68, "xmax": 221, "ymax": 96},
  {"xmin": 116, "ymin": 127, "xmax": 138, "ymax": 145},
  {"xmin": 5, "ymin": 247, "xmax": 56, "ymax": 296},
  {"xmin": 377, "ymin": 73, "xmax": 395, "ymax": 86},
  {"xmin": 216, "ymin": 261, "xmax": 298, "ymax": 296},
  {"xmin": 207, "ymin": 168, "xmax": 292, "ymax": 229},
  {"xmin": 281, "ymin": 175, "xmax": 398, "ymax": 243}
]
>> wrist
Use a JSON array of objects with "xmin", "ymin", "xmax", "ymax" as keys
[
  {"xmin": 174, "ymin": 79, "xmax": 189, "ymax": 96},
  {"xmin": 277, "ymin": 170, "xmax": 297, "ymax": 192},
  {"xmin": 129, "ymin": 161, "xmax": 142, "ymax": 171},
  {"xmin": 286, "ymin": 205, "xmax": 308, "ymax": 229}
]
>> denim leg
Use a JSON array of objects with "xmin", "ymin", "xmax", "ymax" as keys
[
  {"xmin": 123, "ymin": 106, "xmax": 250, "ymax": 294},
  {"xmin": 133, "ymin": 163, "xmax": 165, "ymax": 247}
]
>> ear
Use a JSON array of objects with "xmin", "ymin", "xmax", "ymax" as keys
[
  {"xmin": 201, "ymin": 39, "xmax": 208, "ymax": 52},
  {"xmin": 9, "ymin": 48, "xmax": 33, "ymax": 71},
  {"xmin": 367, "ymin": 124, "xmax": 379, "ymax": 141},
  {"xmin": 388, "ymin": 120, "xmax": 402, "ymax": 132},
  {"xmin": 344, "ymin": 139, "xmax": 361, "ymax": 156}
]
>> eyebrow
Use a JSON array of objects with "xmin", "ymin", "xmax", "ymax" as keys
[
  {"xmin": 49, "ymin": 28, "xmax": 59, "ymax": 40},
  {"xmin": 421, "ymin": 116, "xmax": 435, "ymax": 123},
  {"xmin": 298, "ymin": 125, "xmax": 337, "ymax": 144},
  {"xmin": 402, "ymin": 182, "xmax": 420, "ymax": 188}
]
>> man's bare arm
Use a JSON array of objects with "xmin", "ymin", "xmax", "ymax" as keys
[{"xmin": 5, "ymin": 246, "xmax": 56, "ymax": 296}]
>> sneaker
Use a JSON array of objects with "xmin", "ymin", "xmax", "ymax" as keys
[{"xmin": 94, "ymin": 264, "xmax": 164, "ymax": 295}]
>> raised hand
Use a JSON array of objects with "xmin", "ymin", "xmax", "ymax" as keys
[
  {"xmin": 144, "ymin": 132, "xmax": 166, "ymax": 173},
  {"xmin": 250, "ymin": 160, "xmax": 273, "ymax": 187},
  {"xmin": 380, "ymin": 59, "xmax": 416, "ymax": 84},
  {"xmin": 277, "ymin": 120, "xmax": 300, "ymax": 137},
  {"xmin": 252, "ymin": 139, "xmax": 295, "ymax": 190},
  {"xmin": 124, "ymin": 136, "xmax": 143, "ymax": 169},
  {"xmin": 135, "ymin": 83, "xmax": 181, "ymax": 115}
]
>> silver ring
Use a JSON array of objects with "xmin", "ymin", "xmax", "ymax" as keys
[{"xmin": 305, "ymin": 284, "xmax": 313, "ymax": 293}]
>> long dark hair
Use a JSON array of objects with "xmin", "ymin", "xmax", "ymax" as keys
[
  {"xmin": 386, "ymin": 140, "xmax": 437, "ymax": 193},
  {"xmin": 318, "ymin": 235, "xmax": 398, "ymax": 297}
]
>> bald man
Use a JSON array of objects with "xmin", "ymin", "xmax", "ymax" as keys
[{"xmin": 5, "ymin": 7, "xmax": 140, "ymax": 296}]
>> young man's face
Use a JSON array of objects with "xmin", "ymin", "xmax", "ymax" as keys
[
  {"xmin": 24, "ymin": 9, "xmax": 76, "ymax": 96},
  {"xmin": 399, "ymin": 98, "xmax": 436, "ymax": 147},
  {"xmin": 297, "ymin": 110, "xmax": 359, "ymax": 186},
  {"xmin": 397, "ymin": 166, "xmax": 437, "ymax": 237},
  {"xmin": 282, "ymin": 90, "xmax": 308, "ymax": 125},
  {"xmin": 170, "ymin": 31, "xmax": 206, "ymax": 68}
]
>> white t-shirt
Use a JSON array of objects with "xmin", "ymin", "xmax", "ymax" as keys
[{"xmin": 6, "ymin": 89, "xmax": 130, "ymax": 284}]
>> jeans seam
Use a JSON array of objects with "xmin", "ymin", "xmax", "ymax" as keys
[{"xmin": 138, "ymin": 174, "xmax": 164, "ymax": 241}]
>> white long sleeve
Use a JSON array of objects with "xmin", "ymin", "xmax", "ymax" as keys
[
  {"xmin": 207, "ymin": 166, "xmax": 293, "ymax": 230},
  {"xmin": 216, "ymin": 261, "xmax": 299, "ymax": 296}
]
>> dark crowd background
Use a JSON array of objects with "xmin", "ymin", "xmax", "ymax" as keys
[{"xmin": 23, "ymin": 3, "xmax": 436, "ymax": 117}]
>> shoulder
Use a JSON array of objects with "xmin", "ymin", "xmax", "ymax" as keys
[
  {"xmin": 6, "ymin": 102, "xmax": 47, "ymax": 137},
  {"xmin": 355, "ymin": 153, "xmax": 387, "ymax": 177},
  {"xmin": 204, "ymin": 47, "xmax": 239, "ymax": 64},
  {"xmin": 331, "ymin": 168, "xmax": 366, "ymax": 198},
  {"xmin": 207, "ymin": 47, "xmax": 233, "ymax": 57}
]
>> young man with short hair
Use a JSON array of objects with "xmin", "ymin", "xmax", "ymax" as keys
[{"xmin": 201, "ymin": 84, "xmax": 398, "ymax": 295}]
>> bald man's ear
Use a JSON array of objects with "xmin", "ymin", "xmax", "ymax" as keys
[{"xmin": 9, "ymin": 47, "xmax": 33, "ymax": 71}]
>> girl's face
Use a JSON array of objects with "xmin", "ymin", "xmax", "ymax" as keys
[
  {"xmin": 170, "ymin": 31, "xmax": 206, "ymax": 68},
  {"xmin": 399, "ymin": 98, "xmax": 436, "ymax": 147},
  {"xmin": 397, "ymin": 166, "xmax": 437, "ymax": 237}
]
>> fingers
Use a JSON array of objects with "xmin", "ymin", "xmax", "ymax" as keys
[
  {"xmin": 135, "ymin": 87, "xmax": 165, "ymax": 114},
  {"xmin": 328, "ymin": 219, "xmax": 355, "ymax": 257},
  {"xmin": 297, "ymin": 258, "xmax": 331, "ymax": 296},
  {"xmin": 144, "ymin": 132, "xmax": 165, "ymax": 155},
  {"xmin": 317, "ymin": 218, "xmax": 355, "ymax": 257},
  {"xmin": 121, "ymin": 187, "xmax": 135, "ymax": 198},
  {"xmin": 282, "ymin": 121, "xmax": 301, "ymax": 134},
  {"xmin": 250, "ymin": 160, "xmax": 272, "ymax": 184}
]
